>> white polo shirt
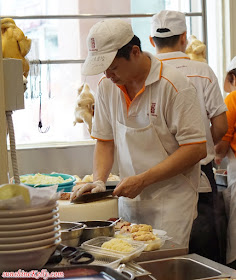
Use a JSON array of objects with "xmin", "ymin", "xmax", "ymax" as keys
[
  {"xmin": 156, "ymin": 51, "xmax": 227, "ymax": 165},
  {"xmin": 91, "ymin": 52, "xmax": 206, "ymax": 158}
]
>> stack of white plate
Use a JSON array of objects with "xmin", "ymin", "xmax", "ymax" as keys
[{"xmin": 0, "ymin": 203, "xmax": 61, "ymax": 272}]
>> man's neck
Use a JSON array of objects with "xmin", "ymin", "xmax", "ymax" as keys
[
  {"xmin": 125, "ymin": 54, "xmax": 151, "ymax": 100},
  {"xmin": 157, "ymin": 46, "xmax": 182, "ymax": 54}
]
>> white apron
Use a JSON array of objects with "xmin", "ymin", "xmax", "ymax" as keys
[
  {"xmin": 115, "ymin": 89, "xmax": 198, "ymax": 246},
  {"xmin": 224, "ymin": 148, "xmax": 236, "ymax": 264}
]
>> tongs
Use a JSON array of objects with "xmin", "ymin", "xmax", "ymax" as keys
[
  {"xmin": 60, "ymin": 245, "xmax": 94, "ymax": 265},
  {"xmin": 46, "ymin": 244, "xmax": 94, "ymax": 265}
]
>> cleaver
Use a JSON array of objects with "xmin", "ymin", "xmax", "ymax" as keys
[{"xmin": 71, "ymin": 189, "xmax": 114, "ymax": 204}]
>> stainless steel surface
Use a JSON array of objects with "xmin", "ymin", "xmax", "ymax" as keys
[
  {"xmin": 137, "ymin": 254, "xmax": 236, "ymax": 280},
  {"xmin": 47, "ymin": 264, "xmax": 130, "ymax": 280},
  {"xmin": 201, "ymin": 0, "xmax": 208, "ymax": 61},
  {"xmin": 117, "ymin": 264, "xmax": 135, "ymax": 280},
  {"xmin": 60, "ymin": 221, "xmax": 86, "ymax": 247},
  {"xmin": 1, "ymin": 12, "xmax": 203, "ymax": 20},
  {"xmin": 30, "ymin": 59, "xmax": 85, "ymax": 64},
  {"xmin": 79, "ymin": 220, "xmax": 115, "ymax": 243},
  {"xmin": 120, "ymin": 262, "xmax": 151, "ymax": 279},
  {"xmin": 135, "ymin": 240, "xmax": 188, "ymax": 262},
  {"xmin": 1, "ymin": 11, "xmax": 206, "ymax": 67}
]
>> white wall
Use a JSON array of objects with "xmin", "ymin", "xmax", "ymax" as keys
[{"xmin": 8, "ymin": 143, "xmax": 119, "ymax": 178}]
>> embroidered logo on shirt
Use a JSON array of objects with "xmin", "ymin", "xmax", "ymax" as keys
[{"xmin": 148, "ymin": 102, "xmax": 157, "ymax": 117}]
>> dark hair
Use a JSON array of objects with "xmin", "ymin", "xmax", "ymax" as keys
[
  {"xmin": 152, "ymin": 35, "xmax": 180, "ymax": 49},
  {"xmin": 115, "ymin": 35, "xmax": 142, "ymax": 60},
  {"xmin": 227, "ymin": 69, "xmax": 236, "ymax": 84}
]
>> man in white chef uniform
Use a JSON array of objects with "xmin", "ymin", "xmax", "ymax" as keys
[
  {"xmin": 72, "ymin": 18, "xmax": 207, "ymax": 247},
  {"xmin": 149, "ymin": 10, "xmax": 228, "ymax": 262}
]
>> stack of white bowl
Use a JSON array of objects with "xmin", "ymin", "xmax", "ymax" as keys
[{"xmin": 0, "ymin": 203, "xmax": 61, "ymax": 272}]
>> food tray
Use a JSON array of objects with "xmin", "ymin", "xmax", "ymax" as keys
[
  {"xmin": 115, "ymin": 232, "xmax": 165, "ymax": 252},
  {"xmin": 81, "ymin": 236, "xmax": 145, "ymax": 263}
]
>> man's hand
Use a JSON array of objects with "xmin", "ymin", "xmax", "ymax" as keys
[
  {"xmin": 70, "ymin": 180, "xmax": 106, "ymax": 201},
  {"xmin": 214, "ymin": 155, "xmax": 223, "ymax": 166},
  {"xmin": 113, "ymin": 175, "xmax": 145, "ymax": 199}
]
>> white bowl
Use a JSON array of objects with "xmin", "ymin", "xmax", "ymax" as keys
[
  {"xmin": 0, "ymin": 232, "xmax": 61, "ymax": 251},
  {"xmin": 0, "ymin": 224, "xmax": 61, "ymax": 244},
  {"xmin": 0, "ymin": 207, "xmax": 59, "ymax": 225},
  {"xmin": 0, "ymin": 202, "xmax": 58, "ymax": 218},
  {"xmin": 0, "ymin": 238, "xmax": 61, "ymax": 272},
  {"xmin": 0, "ymin": 213, "xmax": 59, "ymax": 231},
  {"xmin": 0, "ymin": 220, "xmax": 60, "ymax": 238}
]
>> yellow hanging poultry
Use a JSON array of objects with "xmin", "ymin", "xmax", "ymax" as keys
[
  {"xmin": 1, "ymin": 18, "xmax": 31, "ymax": 77},
  {"xmin": 73, "ymin": 83, "xmax": 95, "ymax": 134}
]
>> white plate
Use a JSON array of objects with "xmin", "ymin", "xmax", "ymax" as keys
[
  {"xmin": 0, "ymin": 213, "xmax": 59, "ymax": 231},
  {"xmin": 0, "ymin": 202, "xmax": 58, "ymax": 218},
  {"xmin": 0, "ymin": 207, "xmax": 59, "ymax": 225},
  {"xmin": 0, "ymin": 232, "xmax": 61, "ymax": 251},
  {"xmin": 153, "ymin": 229, "xmax": 167, "ymax": 237},
  {"xmin": 0, "ymin": 224, "xmax": 61, "ymax": 244},
  {"xmin": 0, "ymin": 221, "xmax": 60, "ymax": 237},
  {"xmin": 0, "ymin": 238, "xmax": 61, "ymax": 272}
]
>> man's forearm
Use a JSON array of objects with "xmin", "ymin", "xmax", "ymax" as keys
[
  {"xmin": 211, "ymin": 113, "xmax": 228, "ymax": 145},
  {"xmin": 93, "ymin": 140, "xmax": 115, "ymax": 182},
  {"xmin": 215, "ymin": 140, "xmax": 230, "ymax": 159}
]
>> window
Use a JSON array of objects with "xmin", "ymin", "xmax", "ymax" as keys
[{"xmin": 1, "ymin": 0, "xmax": 212, "ymax": 146}]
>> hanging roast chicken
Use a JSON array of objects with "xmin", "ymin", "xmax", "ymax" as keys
[
  {"xmin": 73, "ymin": 83, "xmax": 95, "ymax": 134},
  {"xmin": 1, "ymin": 18, "xmax": 31, "ymax": 78}
]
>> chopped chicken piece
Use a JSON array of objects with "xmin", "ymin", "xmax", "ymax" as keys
[
  {"xmin": 132, "ymin": 231, "xmax": 156, "ymax": 241},
  {"xmin": 130, "ymin": 224, "xmax": 153, "ymax": 233}
]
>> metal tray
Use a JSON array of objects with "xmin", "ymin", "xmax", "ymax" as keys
[
  {"xmin": 72, "ymin": 190, "xmax": 113, "ymax": 203},
  {"xmin": 46, "ymin": 264, "xmax": 130, "ymax": 279}
]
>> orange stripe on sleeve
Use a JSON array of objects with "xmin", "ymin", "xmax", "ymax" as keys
[
  {"xmin": 91, "ymin": 135, "xmax": 114, "ymax": 141},
  {"xmin": 179, "ymin": 140, "xmax": 207, "ymax": 146},
  {"xmin": 187, "ymin": 75, "xmax": 212, "ymax": 83}
]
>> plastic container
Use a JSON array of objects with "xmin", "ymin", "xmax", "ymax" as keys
[
  {"xmin": 85, "ymin": 249, "xmax": 122, "ymax": 268},
  {"xmin": 215, "ymin": 169, "xmax": 228, "ymax": 186},
  {"xmin": 20, "ymin": 173, "xmax": 76, "ymax": 192},
  {"xmin": 114, "ymin": 231, "xmax": 165, "ymax": 252},
  {"xmin": 81, "ymin": 236, "xmax": 145, "ymax": 263}
]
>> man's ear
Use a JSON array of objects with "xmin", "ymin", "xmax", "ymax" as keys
[
  {"xmin": 224, "ymin": 74, "xmax": 231, "ymax": 93},
  {"xmin": 232, "ymin": 75, "xmax": 236, "ymax": 88},
  {"xmin": 149, "ymin": 36, "xmax": 155, "ymax": 48},
  {"xmin": 131, "ymin": 45, "xmax": 141, "ymax": 56},
  {"xmin": 180, "ymin": 32, "xmax": 187, "ymax": 45}
]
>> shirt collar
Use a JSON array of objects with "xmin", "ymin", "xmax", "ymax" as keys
[
  {"xmin": 144, "ymin": 52, "xmax": 163, "ymax": 86},
  {"xmin": 156, "ymin": 51, "xmax": 190, "ymax": 61}
]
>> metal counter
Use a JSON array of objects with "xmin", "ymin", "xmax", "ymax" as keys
[{"xmin": 135, "ymin": 240, "xmax": 188, "ymax": 262}]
